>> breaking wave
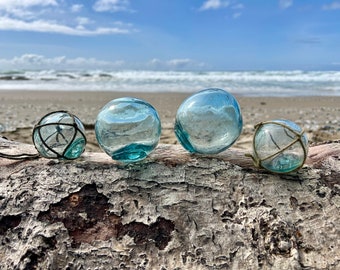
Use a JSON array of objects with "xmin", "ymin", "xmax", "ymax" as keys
[{"xmin": 1, "ymin": 70, "xmax": 340, "ymax": 96}]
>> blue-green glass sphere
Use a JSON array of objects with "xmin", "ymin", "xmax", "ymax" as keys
[
  {"xmin": 33, "ymin": 111, "xmax": 86, "ymax": 159},
  {"xmin": 95, "ymin": 97, "xmax": 161, "ymax": 163},
  {"xmin": 252, "ymin": 119, "xmax": 308, "ymax": 173},
  {"xmin": 175, "ymin": 88, "xmax": 243, "ymax": 154}
]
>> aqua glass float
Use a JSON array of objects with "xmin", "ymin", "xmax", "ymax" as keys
[
  {"xmin": 251, "ymin": 119, "xmax": 308, "ymax": 173},
  {"xmin": 95, "ymin": 97, "xmax": 161, "ymax": 163},
  {"xmin": 174, "ymin": 88, "xmax": 243, "ymax": 154},
  {"xmin": 33, "ymin": 111, "xmax": 86, "ymax": 159}
]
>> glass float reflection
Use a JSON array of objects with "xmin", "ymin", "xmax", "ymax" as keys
[
  {"xmin": 174, "ymin": 88, "xmax": 243, "ymax": 154},
  {"xmin": 251, "ymin": 119, "xmax": 308, "ymax": 173},
  {"xmin": 95, "ymin": 97, "xmax": 161, "ymax": 163}
]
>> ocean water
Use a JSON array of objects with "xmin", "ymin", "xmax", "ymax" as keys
[{"xmin": 0, "ymin": 70, "xmax": 340, "ymax": 96}]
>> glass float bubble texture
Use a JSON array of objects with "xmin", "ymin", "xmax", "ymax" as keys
[
  {"xmin": 174, "ymin": 88, "xmax": 243, "ymax": 154},
  {"xmin": 252, "ymin": 119, "xmax": 308, "ymax": 173},
  {"xmin": 95, "ymin": 97, "xmax": 161, "ymax": 163},
  {"xmin": 33, "ymin": 111, "xmax": 86, "ymax": 159}
]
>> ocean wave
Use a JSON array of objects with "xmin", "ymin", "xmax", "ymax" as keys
[
  {"xmin": 0, "ymin": 70, "xmax": 340, "ymax": 96},
  {"xmin": 0, "ymin": 75, "xmax": 30, "ymax": 81}
]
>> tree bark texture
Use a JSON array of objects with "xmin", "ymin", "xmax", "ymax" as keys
[{"xmin": 0, "ymin": 137, "xmax": 339, "ymax": 270}]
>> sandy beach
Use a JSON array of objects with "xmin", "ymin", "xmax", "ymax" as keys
[{"xmin": 0, "ymin": 90, "xmax": 339, "ymax": 152}]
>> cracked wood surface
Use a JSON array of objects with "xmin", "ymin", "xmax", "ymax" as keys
[{"xmin": 0, "ymin": 137, "xmax": 339, "ymax": 269}]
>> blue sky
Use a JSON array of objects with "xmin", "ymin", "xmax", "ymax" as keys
[{"xmin": 0, "ymin": 0, "xmax": 340, "ymax": 70}]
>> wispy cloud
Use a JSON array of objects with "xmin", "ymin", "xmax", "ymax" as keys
[
  {"xmin": 199, "ymin": 0, "xmax": 244, "ymax": 18},
  {"xmin": 199, "ymin": 0, "xmax": 230, "ymax": 11},
  {"xmin": 295, "ymin": 36, "xmax": 321, "ymax": 44},
  {"xmin": 279, "ymin": 0, "xmax": 293, "ymax": 9},
  {"xmin": 0, "ymin": 17, "xmax": 132, "ymax": 36},
  {"xmin": 0, "ymin": 54, "xmax": 205, "ymax": 70},
  {"xmin": 0, "ymin": 0, "xmax": 135, "ymax": 35},
  {"xmin": 232, "ymin": 3, "xmax": 244, "ymax": 10},
  {"xmin": 76, "ymin": 17, "xmax": 93, "ymax": 27},
  {"xmin": 71, "ymin": 4, "xmax": 83, "ymax": 13},
  {"xmin": 167, "ymin": 58, "xmax": 196, "ymax": 68},
  {"xmin": 0, "ymin": 0, "xmax": 57, "ymax": 17},
  {"xmin": 149, "ymin": 58, "xmax": 206, "ymax": 70},
  {"xmin": 0, "ymin": 0, "xmax": 57, "ymax": 9},
  {"xmin": 233, "ymin": 12, "xmax": 242, "ymax": 19},
  {"xmin": 93, "ymin": 0, "xmax": 132, "ymax": 12},
  {"xmin": 0, "ymin": 54, "xmax": 125, "ymax": 69},
  {"xmin": 322, "ymin": 1, "xmax": 340, "ymax": 10}
]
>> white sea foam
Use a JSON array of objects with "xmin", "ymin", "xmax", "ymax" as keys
[{"xmin": 0, "ymin": 70, "xmax": 340, "ymax": 96}]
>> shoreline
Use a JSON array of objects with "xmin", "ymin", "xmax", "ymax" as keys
[
  {"xmin": 1, "ymin": 89, "xmax": 340, "ymax": 97},
  {"xmin": 0, "ymin": 90, "xmax": 339, "ymax": 152}
]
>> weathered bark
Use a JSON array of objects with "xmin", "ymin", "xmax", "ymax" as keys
[{"xmin": 0, "ymin": 137, "xmax": 339, "ymax": 270}]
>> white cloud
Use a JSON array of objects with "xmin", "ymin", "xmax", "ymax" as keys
[
  {"xmin": 148, "ymin": 58, "xmax": 206, "ymax": 70},
  {"xmin": 0, "ymin": 54, "xmax": 63, "ymax": 68},
  {"xmin": 76, "ymin": 17, "xmax": 93, "ymax": 26},
  {"xmin": 167, "ymin": 58, "xmax": 194, "ymax": 68},
  {"xmin": 93, "ymin": 0, "xmax": 131, "ymax": 12},
  {"xmin": 0, "ymin": 0, "xmax": 135, "ymax": 36},
  {"xmin": 231, "ymin": 3, "xmax": 244, "ymax": 18},
  {"xmin": 71, "ymin": 4, "xmax": 83, "ymax": 13},
  {"xmin": 0, "ymin": 54, "xmax": 125, "ymax": 69},
  {"xmin": 65, "ymin": 57, "xmax": 125, "ymax": 68},
  {"xmin": 0, "ymin": 17, "xmax": 132, "ymax": 35},
  {"xmin": 322, "ymin": 1, "xmax": 340, "ymax": 10},
  {"xmin": 0, "ymin": 0, "xmax": 57, "ymax": 9},
  {"xmin": 199, "ymin": 1, "xmax": 244, "ymax": 18},
  {"xmin": 0, "ymin": 0, "xmax": 57, "ymax": 17},
  {"xmin": 199, "ymin": 0, "xmax": 230, "ymax": 11},
  {"xmin": 279, "ymin": 0, "xmax": 293, "ymax": 9},
  {"xmin": 0, "ymin": 53, "xmax": 212, "ymax": 72},
  {"xmin": 149, "ymin": 58, "xmax": 162, "ymax": 65},
  {"xmin": 0, "ymin": 54, "xmax": 206, "ymax": 70}
]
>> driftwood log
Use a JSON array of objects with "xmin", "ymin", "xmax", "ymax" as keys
[{"xmin": 0, "ymin": 137, "xmax": 339, "ymax": 270}]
